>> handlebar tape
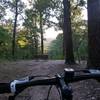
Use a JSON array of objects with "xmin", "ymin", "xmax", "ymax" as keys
[{"xmin": 0, "ymin": 83, "xmax": 11, "ymax": 94}]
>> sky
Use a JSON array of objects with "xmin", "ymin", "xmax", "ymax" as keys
[
  {"xmin": 45, "ymin": 28, "xmax": 63, "ymax": 39},
  {"xmin": 82, "ymin": 8, "xmax": 87, "ymax": 20}
]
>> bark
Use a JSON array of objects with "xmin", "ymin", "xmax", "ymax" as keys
[
  {"xmin": 12, "ymin": 0, "xmax": 18, "ymax": 59},
  {"xmin": 87, "ymin": 0, "xmax": 100, "ymax": 68},
  {"xmin": 63, "ymin": 0, "xmax": 75, "ymax": 64},
  {"xmin": 34, "ymin": 37, "xmax": 38, "ymax": 55}
]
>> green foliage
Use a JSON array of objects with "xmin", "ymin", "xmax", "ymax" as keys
[
  {"xmin": 48, "ymin": 34, "xmax": 64, "ymax": 59},
  {"xmin": 24, "ymin": 9, "xmax": 39, "ymax": 34},
  {"xmin": 15, "ymin": 29, "xmax": 38, "ymax": 59},
  {"xmin": 16, "ymin": 45, "xmax": 35, "ymax": 59},
  {"xmin": 0, "ymin": 26, "xmax": 12, "ymax": 59},
  {"xmin": 71, "ymin": 0, "xmax": 88, "ymax": 61},
  {"xmin": 49, "ymin": 32, "xmax": 87, "ymax": 60},
  {"xmin": 34, "ymin": 0, "xmax": 52, "ymax": 12},
  {"xmin": 7, "ymin": 0, "xmax": 25, "ymax": 14},
  {"xmin": 77, "ymin": 0, "xmax": 86, "ymax": 7},
  {"xmin": 0, "ymin": 26, "xmax": 10, "ymax": 42},
  {"xmin": 23, "ymin": 8, "xmax": 40, "ymax": 56},
  {"xmin": 0, "ymin": 5, "xmax": 5, "ymax": 19},
  {"xmin": 77, "ymin": 38, "xmax": 87, "ymax": 59},
  {"xmin": 17, "ymin": 30, "xmax": 29, "ymax": 48},
  {"xmin": 73, "ymin": 33, "xmax": 88, "ymax": 60}
]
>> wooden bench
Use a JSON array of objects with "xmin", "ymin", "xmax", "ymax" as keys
[{"xmin": 34, "ymin": 55, "xmax": 48, "ymax": 60}]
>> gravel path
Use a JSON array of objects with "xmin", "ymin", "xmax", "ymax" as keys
[{"xmin": 0, "ymin": 60, "xmax": 100, "ymax": 100}]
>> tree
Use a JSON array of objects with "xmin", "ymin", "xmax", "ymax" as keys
[
  {"xmin": 33, "ymin": 0, "xmax": 55, "ymax": 55},
  {"xmin": 63, "ymin": 0, "xmax": 75, "ymax": 64},
  {"xmin": 12, "ymin": 0, "xmax": 18, "ymax": 59},
  {"xmin": 6, "ymin": 0, "xmax": 25, "ymax": 59},
  {"xmin": 23, "ymin": 0, "xmax": 55, "ymax": 56},
  {"xmin": 24, "ymin": 9, "xmax": 40, "ymax": 56},
  {"xmin": 45, "ymin": 0, "xmax": 87, "ymax": 61},
  {"xmin": 87, "ymin": 0, "xmax": 100, "ymax": 68}
]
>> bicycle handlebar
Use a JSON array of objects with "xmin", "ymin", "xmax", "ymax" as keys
[
  {"xmin": 0, "ymin": 68, "xmax": 100, "ymax": 94},
  {"xmin": 0, "ymin": 83, "xmax": 11, "ymax": 94}
]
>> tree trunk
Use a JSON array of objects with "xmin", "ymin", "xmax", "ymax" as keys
[
  {"xmin": 34, "ymin": 16, "xmax": 38, "ymax": 56},
  {"xmin": 87, "ymin": 0, "xmax": 100, "ymax": 68},
  {"xmin": 34, "ymin": 36, "xmax": 38, "ymax": 55},
  {"xmin": 12, "ymin": 0, "xmax": 18, "ymax": 59},
  {"xmin": 63, "ymin": 0, "xmax": 75, "ymax": 64},
  {"xmin": 40, "ymin": 12, "xmax": 44, "ymax": 55}
]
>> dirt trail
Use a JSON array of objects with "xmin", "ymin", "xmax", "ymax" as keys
[{"xmin": 0, "ymin": 60, "xmax": 100, "ymax": 100}]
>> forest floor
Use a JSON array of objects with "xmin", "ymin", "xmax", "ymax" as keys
[{"xmin": 0, "ymin": 60, "xmax": 100, "ymax": 100}]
